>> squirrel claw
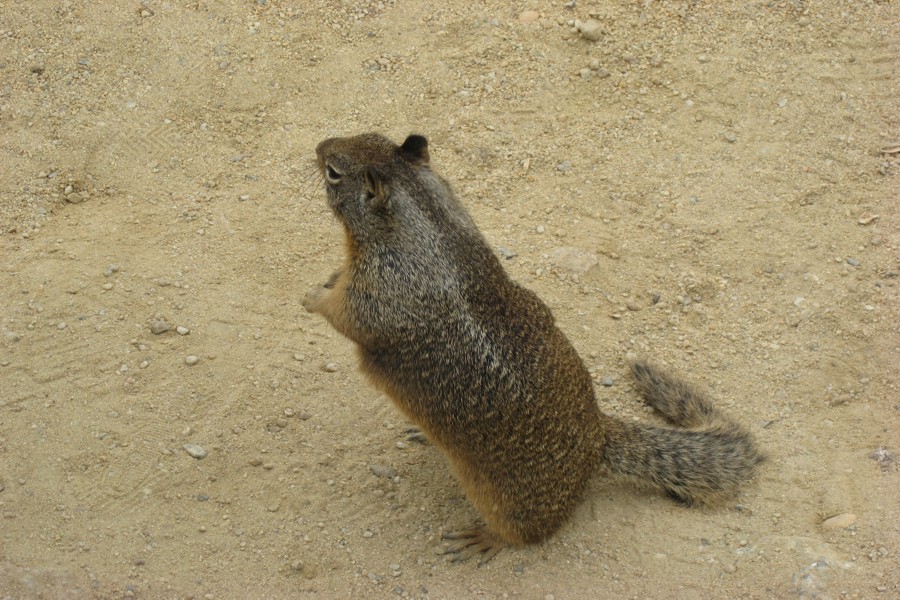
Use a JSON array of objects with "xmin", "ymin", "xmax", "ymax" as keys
[
  {"xmin": 441, "ymin": 527, "xmax": 504, "ymax": 564},
  {"xmin": 404, "ymin": 426, "xmax": 428, "ymax": 444}
]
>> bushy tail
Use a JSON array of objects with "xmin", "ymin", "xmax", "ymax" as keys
[{"xmin": 601, "ymin": 359, "xmax": 764, "ymax": 506}]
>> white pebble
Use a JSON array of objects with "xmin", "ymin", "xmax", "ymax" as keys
[
  {"xmin": 183, "ymin": 444, "xmax": 207, "ymax": 459},
  {"xmin": 176, "ymin": 326, "xmax": 190, "ymax": 335},
  {"xmin": 323, "ymin": 362, "xmax": 339, "ymax": 372},
  {"xmin": 185, "ymin": 355, "xmax": 200, "ymax": 366}
]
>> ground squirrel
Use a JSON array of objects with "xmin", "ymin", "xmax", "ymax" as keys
[{"xmin": 303, "ymin": 133, "xmax": 764, "ymax": 562}]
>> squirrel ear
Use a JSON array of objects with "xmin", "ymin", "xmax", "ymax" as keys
[
  {"xmin": 364, "ymin": 166, "xmax": 390, "ymax": 208},
  {"xmin": 399, "ymin": 134, "xmax": 429, "ymax": 166}
]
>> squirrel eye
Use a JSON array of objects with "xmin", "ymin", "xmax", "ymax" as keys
[{"xmin": 325, "ymin": 164, "xmax": 342, "ymax": 184}]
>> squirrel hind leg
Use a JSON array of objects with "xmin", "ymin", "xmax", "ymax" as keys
[
  {"xmin": 441, "ymin": 526, "xmax": 505, "ymax": 564},
  {"xmin": 628, "ymin": 358, "xmax": 718, "ymax": 429}
]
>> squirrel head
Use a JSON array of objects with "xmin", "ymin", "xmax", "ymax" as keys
[{"xmin": 315, "ymin": 133, "xmax": 431, "ymax": 235}]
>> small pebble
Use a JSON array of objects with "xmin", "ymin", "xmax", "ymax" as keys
[
  {"xmin": 497, "ymin": 247, "xmax": 517, "ymax": 260},
  {"xmin": 323, "ymin": 362, "xmax": 339, "ymax": 372},
  {"xmin": 577, "ymin": 19, "xmax": 603, "ymax": 41},
  {"xmin": 150, "ymin": 319, "xmax": 170, "ymax": 335},
  {"xmin": 102, "ymin": 283, "xmax": 113, "ymax": 290},
  {"xmin": 822, "ymin": 513, "xmax": 857, "ymax": 529},
  {"xmin": 846, "ymin": 257, "xmax": 859, "ymax": 267},
  {"xmin": 185, "ymin": 355, "xmax": 200, "ymax": 366},
  {"xmin": 518, "ymin": 10, "xmax": 539, "ymax": 24},
  {"xmin": 176, "ymin": 326, "xmax": 190, "ymax": 335},
  {"xmin": 556, "ymin": 160, "xmax": 572, "ymax": 172},
  {"xmin": 57, "ymin": 322, "xmax": 67, "ymax": 330},
  {"xmin": 369, "ymin": 464, "xmax": 398, "ymax": 479},
  {"xmin": 104, "ymin": 265, "xmax": 120, "ymax": 277},
  {"xmin": 870, "ymin": 446, "xmax": 894, "ymax": 467},
  {"xmin": 724, "ymin": 131, "xmax": 737, "ymax": 143},
  {"xmin": 183, "ymin": 444, "xmax": 208, "ymax": 459},
  {"xmin": 66, "ymin": 192, "xmax": 84, "ymax": 204},
  {"xmin": 601, "ymin": 377, "xmax": 614, "ymax": 387}
]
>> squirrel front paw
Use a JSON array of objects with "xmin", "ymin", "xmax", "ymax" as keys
[
  {"xmin": 303, "ymin": 270, "xmax": 342, "ymax": 314},
  {"xmin": 302, "ymin": 285, "xmax": 329, "ymax": 313}
]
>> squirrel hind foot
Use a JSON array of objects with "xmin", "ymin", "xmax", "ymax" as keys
[
  {"xmin": 441, "ymin": 526, "xmax": 505, "ymax": 564},
  {"xmin": 666, "ymin": 488, "xmax": 699, "ymax": 508}
]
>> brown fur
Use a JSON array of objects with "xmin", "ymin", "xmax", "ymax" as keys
[{"xmin": 302, "ymin": 133, "xmax": 764, "ymax": 561}]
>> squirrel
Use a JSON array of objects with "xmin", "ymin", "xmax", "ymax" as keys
[{"xmin": 302, "ymin": 133, "xmax": 764, "ymax": 563}]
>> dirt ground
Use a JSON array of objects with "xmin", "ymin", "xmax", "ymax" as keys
[{"xmin": 1, "ymin": 1, "xmax": 898, "ymax": 598}]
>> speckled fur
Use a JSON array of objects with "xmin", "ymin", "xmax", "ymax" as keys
[{"xmin": 303, "ymin": 133, "xmax": 763, "ymax": 557}]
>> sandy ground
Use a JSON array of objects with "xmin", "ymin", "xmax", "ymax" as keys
[{"xmin": 1, "ymin": 1, "xmax": 898, "ymax": 598}]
